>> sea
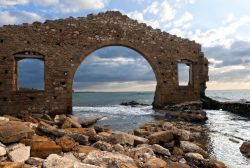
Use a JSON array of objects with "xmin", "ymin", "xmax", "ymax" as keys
[{"xmin": 73, "ymin": 90, "xmax": 250, "ymax": 168}]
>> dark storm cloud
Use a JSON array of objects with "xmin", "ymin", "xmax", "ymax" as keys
[
  {"xmin": 204, "ymin": 40, "xmax": 250, "ymax": 68},
  {"xmin": 203, "ymin": 40, "xmax": 250, "ymax": 83}
]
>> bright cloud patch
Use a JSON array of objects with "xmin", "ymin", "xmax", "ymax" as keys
[{"xmin": 0, "ymin": 0, "xmax": 28, "ymax": 6}]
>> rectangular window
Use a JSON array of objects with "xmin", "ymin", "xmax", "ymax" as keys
[{"xmin": 178, "ymin": 62, "xmax": 192, "ymax": 86}]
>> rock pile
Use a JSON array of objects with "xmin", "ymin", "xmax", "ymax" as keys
[{"xmin": 0, "ymin": 114, "xmax": 226, "ymax": 168}]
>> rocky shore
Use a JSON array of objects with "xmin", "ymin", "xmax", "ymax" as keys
[{"xmin": 0, "ymin": 113, "xmax": 229, "ymax": 168}]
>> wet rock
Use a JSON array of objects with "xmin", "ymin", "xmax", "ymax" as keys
[
  {"xmin": 43, "ymin": 154, "xmax": 101, "ymax": 168},
  {"xmin": 144, "ymin": 157, "xmax": 168, "ymax": 168},
  {"xmin": 26, "ymin": 157, "xmax": 44, "ymax": 167},
  {"xmin": 109, "ymin": 131, "xmax": 134, "ymax": 145},
  {"xmin": 180, "ymin": 141, "xmax": 208, "ymax": 158},
  {"xmin": 76, "ymin": 145, "xmax": 99, "ymax": 155},
  {"xmin": 165, "ymin": 111, "xmax": 208, "ymax": 122},
  {"xmin": 240, "ymin": 141, "xmax": 250, "ymax": 157},
  {"xmin": 151, "ymin": 144, "xmax": 171, "ymax": 156},
  {"xmin": 56, "ymin": 135, "xmax": 75, "ymax": 152},
  {"xmin": 8, "ymin": 145, "xmax": 30, "ymax": 163},
  {"xmin": 120, "ymin": 100, "xmax": 148, "ymax": 107},
  {"xmin": 31, "ymin": 140, "xmax": 62, "ymax": 159},
  {"xmin": 209, "ymin": 160, "xmax": 227, "ymax": 168},
  {"xmin": 83, "ymin": 150, "xmax": 136, "ymax": 167},
  {"xmin": 92, "ymin": 141, "xmax": 112, "ymax": 152},
  {"xmin": 148, "ymin": 131, "xmax": 174, "ymax": 144},
  {"xmin": 172, "ymin": 128, "xmax": 191, "ymax": 141},
  {"xmin": 0, "ymin": 121, "xmax": 34, "ymax": 144},
  {"xmin": 229, "ymin": 138, "xmax": 240, "ymax": 143}
]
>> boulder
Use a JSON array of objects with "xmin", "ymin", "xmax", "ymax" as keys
[
  {"xmin": 0, "ymin": 146, "xmax": 6, "ymax": 157},
  {"xmin": 151, "ymin": 144, "xmax": 171, "ymax": 156},
  {"xmin": 94, "ymin": 125, "xmax": 112, "ymax": 133},
  {"xmin": 144, "ymin": 157, "xmax": 168, "ymax": 168},
  {"xmin": 65, "ymin": 117, "xmax": 82, "ymax": 128},
  {"xmin": 92, "ymin": 141, "xmax": 112, "ymax": 152},
  {"xmin": 31, "ymin": 140, "xmax": 62, "ymax": 159},
  {"xmin": 43, "ymin": 154, "xmax": 101, "ymax": 168},
  {"xmin": 109, "ymin": 131, "xmax": 134, "ymax": 145},
  {"xmin": 83, "ymin": 150, "xmax": 136, "ymax": 167},
  {"xmin": 134, "ymin": 128, "xmax": 149, "ymax": 137},
  {"xmin": 185, "ymin": 152, "xmax": 205, "ymax": 161},
  {"xmin": 26, "ymin": 157, "xmax": 44, "ymax": 167},
  {"xmin": 173, "ymin": 147, "xmax": 184, "ymax": 155},
  {"xmin": 168, "ymin": 162, "xmax": 190, "ymax": 168},
  {"xmin": 129, "ymin": 146, "xmax": 155, "ymax": 165},
  {"xmin": 96, "ymin": 132, "xmax": 112, "ymax": 142},
  {"xmin": 132, "ymin": 134, "xmax": 149, "ymax": 145},
  {"xmin": 76, "ymin": 145, "xmax": 99, "ymax": 155},
  {"xmin": 180, "ymin": 141, "xmax": 208, "ymax": 158},
  {"xmin": 209, "ymin": 160, "xmax": 227, "ymax": 168},
  {"xmin": 148, "ymin": 131, "xmax": 174, "ymax": 144},
  {"xmin": 54, "ymin": 114, "xmax": 67, "ymax": 125},
  {"xmin": 79, "ymin": 116, "xmax": 103, "ymax": 127},
  {"xmin": 0, "ymin": 162, "xmax": 24, "ymax": 168},
  {"xmin": 240, "ymin": 141, "xmax": 250, "ymax": 157},
  {"xmin": 68, "ymin": 133, "xmax": 88, "ymax": 145},
  {"xmin": 56, "ymin": 135, "xmax": 75, "ymax": 152},
  {"xmin": 0, "ymin": 117, "xmax": 9, "ymax": 122},
  {"xmin": 8, "ymin": 146, "xmax": 30, "ymax": 163},
  {"xmin": 0, "ymin": 121, "xmax": 34, "ymax": 144},
  {"xmin": 113, "ymin": 144, "xmax": 125, "ymax": 153},
  {"xmin": 65, "ymin": 128, "xmax": 96, "ymax": 141},
  {"xmin": 37, "ymin": 121, "xmax": 62, "ymax": 136}
]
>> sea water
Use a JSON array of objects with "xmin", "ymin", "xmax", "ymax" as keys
[{"xmin": 73, "ymin": 90, "xmax": 250, "ymax": 168}]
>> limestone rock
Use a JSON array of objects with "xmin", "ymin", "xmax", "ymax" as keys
[
  {"xmin": 168, "ymin": 162, "xmax": 191, "ymax": 168},
  {"xmin": 56, "ymin": 135, "xmax": 75, "ymax": 152},
  {"xmin": 0, "ymin": 117, "xmax": 9, "ymax": 122},
  {"xmin": 65, "ymin": 128, "xmax": 97, "ymax": 141},
  {"xmin": 209, "ymin": 160, "xmax": 227, "ymax": 168},
  {"xmin": 78, "ymin": 116, "xmax": 103, "ymax": 127},
  {"xmin": 0, "ymin": 146, "xmax": 6, "ymax": 156},
  {"xmin": 240, "ymin": 141, "xmax": 250, "ymax": 157},
  {"xmin": 148, "ymin": 131, "xmax": 174, "ymax": 144},
  {"xmin": 8, "ymin": 146, "xmax": 30, "ymax": 163},
  {"xmin": 0, "ymin": 162, "xmax": 24, "ymax": 168},
  {"xmin": 0, "ymin": 121, "xmax": 34, "ymax": 144},
  {"xmin": 26, "ymin": 157, "xmax": 44, "ymax": 166},
  {"xmin": 132, "ymin": 134, "xmax": 149, "ymax": 145},
  {"xmin": 144, "ymin": 157, "xmax": 168, "ymax": 168},
  {"xmin": 43, "ymin": 154, "xmax": 101, "ymax": 168},
  {"xmin": 109, "ymin": 131, "xmax": 134, "ymax": 145},
  {"xmin": 113, "ymin": 144, "xmax": 125, "ymax": 153},
  {"xmin": 31, "ymin": 140, "xmax": 62, "ymax": 159},
  {"xmin": 129, "ymin": 146, "xmax": 155, "ymax": 164},
  {"xmin": 83, "ymin": 150, "xmax": 136, "ymax": 167},
  {"xmin": 92, "ymin": 141, "xmax": 112, "ymax": 152},
  {"xmin": 180, "ymin": 141, "xmax": 208, "ymax": 158},
  {"xmin": 76, "ymin": 145, "xmax": 99, "ymax": 155},
  {"xmin": 96, "ymin": 132, "xmax": 111, "ymax": 142},
  {"xmin": 151, "ymin": 144, "xmax": 171, "ymax": 156},
  {"xmin": 134, "ymin": 128, "xmax": 149, "ymax": 137},
  {"xmin": 185, "ymin": 152, "xmax": 205, "ymax": 160},
  {"xmin": 94, "ymin": 125, "xmax": 112, "ymax": 133}
]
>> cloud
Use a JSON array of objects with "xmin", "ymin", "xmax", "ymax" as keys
[
  {"xmin": 33, "ymin": 0, "xmax": 59, "ymax": 6},
  {"xmin": 0, "ymin": 10, "xmax": 42, "ymax": 26},
  {"xmin": 57, "ymin": 0, "xmax": 107, "ymax": 13},
  {"xmin": 0, "ymin": 0, "xmax": 28, "ymax": 6},
  {"xmin": 173, "ymin": 11, "xmax": 193, "ymax": 27}
]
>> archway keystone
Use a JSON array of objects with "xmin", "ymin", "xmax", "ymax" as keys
[{"xmin": 0, "ymin": 11, "xmax": 209, "ymax": 115}]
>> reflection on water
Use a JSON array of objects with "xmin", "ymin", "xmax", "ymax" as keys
[{"xmin": 205, "ymin": 110, "xmax": 250, "ymax": 168}]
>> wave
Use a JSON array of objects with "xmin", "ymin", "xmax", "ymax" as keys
[{"xmin": 73, "ymin": 105, "xmax": 154, "ymax": 116}]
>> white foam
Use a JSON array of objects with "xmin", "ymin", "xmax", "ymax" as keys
[{"xmin": 73, "ymin": 105, "xmax": 154, "ymax": 116}]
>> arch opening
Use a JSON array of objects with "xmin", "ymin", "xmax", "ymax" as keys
[{"xmin": 72, "ymin": 46, "xmax": 157, "ymax": 107}]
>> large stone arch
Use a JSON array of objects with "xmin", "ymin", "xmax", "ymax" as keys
[{"xmin": 0, "ymin": 11, "xmax": 209, "ymax": 115}]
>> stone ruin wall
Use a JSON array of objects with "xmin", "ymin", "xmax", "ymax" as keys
[{"xmin": 0, "ymin": 11, "xmax": 209, "ymax": 116}]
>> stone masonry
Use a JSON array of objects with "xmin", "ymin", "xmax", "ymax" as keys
[{"xmin": 0, "ymin": 11, "xmax": 209, "ymax": 115}]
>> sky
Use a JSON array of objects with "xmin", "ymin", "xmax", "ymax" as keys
[{"xmin": 1, "ymin": 0, "xmax": 250, "ymax": 91}]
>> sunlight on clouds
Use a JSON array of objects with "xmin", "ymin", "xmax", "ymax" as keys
[
  {"xmin": 207, "ymin": 81, "xmax": 250, "ymax": 90},
  {"xmin": 57, "ymin": 0, "xmax": 107, "ymax": 13},
  {"xmin": 74, "ymin": 81, "xmax": 157, "ymax": 92},
  {"xmin": 0, "ymin": 0, "xmax": 28, "ymax": 6},
  {"xmin": 33, "ymin": 0, "xmax": 59, "ymax": 6}
]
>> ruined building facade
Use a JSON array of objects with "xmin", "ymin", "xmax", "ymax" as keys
[{"xmin": 0, "ymin": 11, "xmax": 209, "ymax": 115}]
